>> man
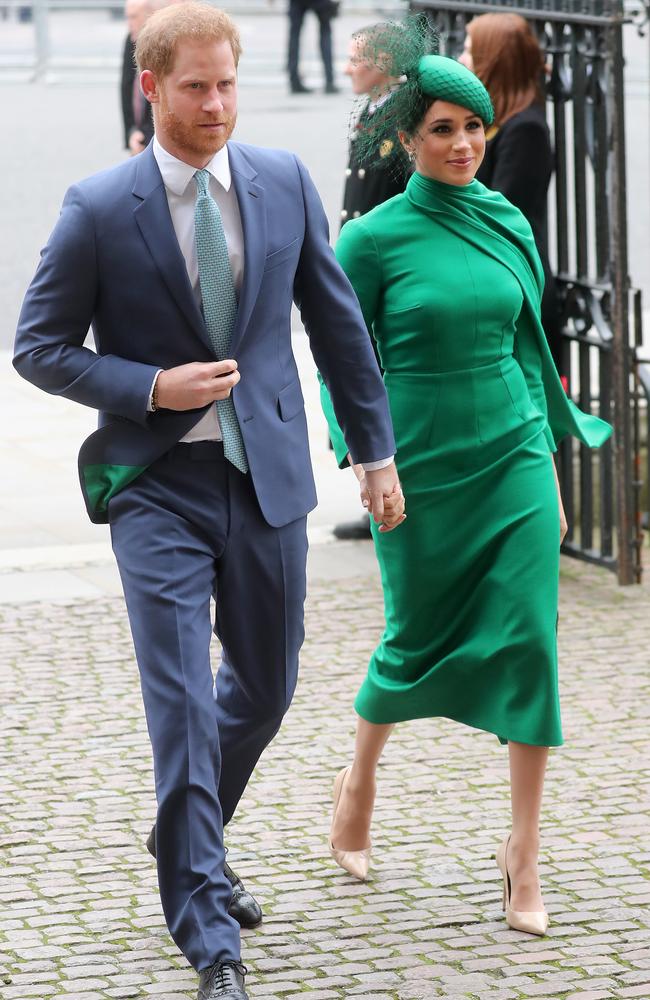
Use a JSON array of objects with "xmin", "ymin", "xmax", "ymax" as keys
[
  {"xmin": 333, "ymin": 23, "xmax": 410, "ymax": 541},
  {"xmin": 14, "ymin": 5, "xmax": 403, "ymax": 998},
  {"xmin": 120, "ymin": 0, "xmax": 157, "ymax": 155},
  {"xmin": 287, "ymin": 0, "xmax": 339, "ymax": 94}
]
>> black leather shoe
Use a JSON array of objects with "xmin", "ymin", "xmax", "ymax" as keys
[
  {"xmin": 198, "ymin": 960, "xmax": 248, "ymax": 999},
  {"xmin": 223, "ymin": 859, "xmax": 263, "ymax": 929},
  {"xmin": 290, "ymin": 80, "xmax": 312, "ymax": 94},
  {"xmin": 324, "ymin": 82, "xmax": 340, "ymax": 94},
  {"xmin": 146, "ymin": 826, "xmax": 263, "ymax": 929},
  {"xmin": 332, "ymin": 516, "xmax": 372, "ymax": 540}
]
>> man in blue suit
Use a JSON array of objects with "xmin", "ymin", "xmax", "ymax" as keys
[{"xmin": 13, "ymin": 4, "xmax": 402, "ymax": 998}]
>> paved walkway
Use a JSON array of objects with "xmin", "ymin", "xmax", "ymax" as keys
[
  {"xmin": 1, "ymin": 14, "xmax": 649, "ymax": 990},
  {"xmin": 2, "ymin": 539, "xmax": 650, "ymax": 998}
]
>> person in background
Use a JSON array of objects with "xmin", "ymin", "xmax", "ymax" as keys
[
  {"xmin": 121, "ymin": 0, "xmax": 158, "ymax": 155},
  {"xmin": 333, "ymin": 22, "xmax": 411, "ymax": 541},
  {"xmin": 459, "ymin": 13, "xmax": 563, "ymax": 378},
  {"xmin": 287, "ymin": 0, "xmax": 340, "ymax": 94},
  {"xmin": 340, "ymin": 23, "xmax": 409, "ymax": 226}
]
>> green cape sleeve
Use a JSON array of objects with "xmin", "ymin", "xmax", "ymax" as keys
[{"xmin": 516, "ymin": 299, "xmax": 612, "ymax": 452}]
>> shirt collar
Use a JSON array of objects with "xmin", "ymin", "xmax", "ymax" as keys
[
  {"xmin": 367, "ymin": 87, "xmax": 399, "ymax": 116},
  {"xmin": 153, "ymin": 137, "xmax": 232, "ymax": 196}
]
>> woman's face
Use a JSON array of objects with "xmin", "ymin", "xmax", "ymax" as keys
[
  {"xmin": 458, "ymin": 33, "xmax": 474, "ymax": 71},
  {"xmin": 401, "ymin": 100, "xmax": 485, "ymax": 186}
]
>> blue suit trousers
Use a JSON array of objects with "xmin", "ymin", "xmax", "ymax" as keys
[{"xmin": 108, "ymin": 441, "xmax": 308, "ymax": 969}]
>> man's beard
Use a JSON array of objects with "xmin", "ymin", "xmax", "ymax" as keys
[{"xmin": 158, "ymin": 102, "xmax": 237, "ymax": 158}]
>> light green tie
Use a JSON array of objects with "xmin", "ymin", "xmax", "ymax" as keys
[{"xmin": 194, "ymin": 168, "xmax": 248, "ymax": 474}]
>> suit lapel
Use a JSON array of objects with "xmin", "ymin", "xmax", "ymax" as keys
[
  {"xmin": 132, "ymin": 146, "xmax": 211, "ymax": 353},
  {"xmin": 229, "ymin": 144, "xmax": 266, "ymax": 354}
]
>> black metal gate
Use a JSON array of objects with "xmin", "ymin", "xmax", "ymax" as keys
[{"xmin": 412, "ymin": 0, "xmax": 644, "ymax": 584}]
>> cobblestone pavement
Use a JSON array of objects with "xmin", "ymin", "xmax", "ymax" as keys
[{"xmin": 1, "ymin": 555, "xmax": 650, "ymax": 1000}]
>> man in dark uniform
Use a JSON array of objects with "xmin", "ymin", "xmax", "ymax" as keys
[{"xmin": 333, "ymin": 24, "xmax": 409, "ymax": 540}]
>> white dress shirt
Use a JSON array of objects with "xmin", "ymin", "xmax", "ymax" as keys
[{"xmin": 151, "ymin": 138, "xmax": 393, "ymax": 469}]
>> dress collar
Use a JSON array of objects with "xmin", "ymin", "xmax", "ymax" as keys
[{"xmin": 153, "ymin": 137, "xmax": 232, "ymax": 196}]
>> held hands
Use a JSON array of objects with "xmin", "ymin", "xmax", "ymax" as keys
[
  {"xmin": 352, "ymin": 461, "xmax": 406, "ymax": 533},
  {"xmin": 155, "ymin": 360, "xmax": 240, "ymax": 411}
]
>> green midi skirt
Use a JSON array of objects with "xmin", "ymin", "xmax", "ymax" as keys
[{"xmin": 355, "ymin": 356, "xmax": 563, "ymax": 747}]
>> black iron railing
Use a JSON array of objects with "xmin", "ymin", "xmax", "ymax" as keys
[{"xmin": 413, "ymin": 0, "xmax": 644, "ymax": 583}]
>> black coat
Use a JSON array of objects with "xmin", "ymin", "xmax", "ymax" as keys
[
  {"xmin": 120, "ymin": 34, "xmax": 154, "ymax": 150},
  {"xmin": 340, "ymin": 104, "xmax": 407, "ymax": 231},
  {"xmin": 477, "ymin": 101, "xmax": 561, "ymax": 367}
]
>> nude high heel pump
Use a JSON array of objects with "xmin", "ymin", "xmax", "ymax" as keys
[
  {"xmin": 496, "ymin": 835, "xmax": 549, "ymax": 936},
  {"xmin": 328, "ymin": 766, "xmax": 372, "ymax": 881}
]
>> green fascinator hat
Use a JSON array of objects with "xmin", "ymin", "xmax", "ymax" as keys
[
  {"xmin": 415, "ymin": 54, "xmax": 494, "ymax": 126},
  {"xmin": 352, "ymin": 17, "xmax": 494, "ymax": 175}
]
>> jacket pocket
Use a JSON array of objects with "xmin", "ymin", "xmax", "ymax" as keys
[
  {"xmin": 277, "ymin": 379, "xmax": 305, "ymax": 421},
  {"xmin": 263, "ymin": 237, "xmax": 301, "ymax": 272}
]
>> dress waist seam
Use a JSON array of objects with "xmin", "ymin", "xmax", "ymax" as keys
[{"xmin": 384, "ymin": 356, "xmax": 518, "ymax": 380}]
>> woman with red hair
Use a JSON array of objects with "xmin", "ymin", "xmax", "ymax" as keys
[{"xmin": 460, "ymin": 14, "xmax": 562, "ymax": 377}]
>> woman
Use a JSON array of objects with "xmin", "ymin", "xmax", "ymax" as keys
[
  {"xmin": 319, "ymin": 45, "xmax": 611, "ymax": 935},
  {"xmin": 459, "ymin": 13, "xmax": 562, "ymax": 375}
]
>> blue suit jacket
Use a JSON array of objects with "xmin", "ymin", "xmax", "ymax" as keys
[{"xmin": 13, "ymin": 141, "xmax": 395, "ymax": 525}]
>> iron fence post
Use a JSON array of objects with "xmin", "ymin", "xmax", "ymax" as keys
[{"xmin": 608, "ymin": 9, "xmax": 635, "ymax": 583}]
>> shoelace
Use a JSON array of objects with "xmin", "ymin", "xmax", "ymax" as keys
[{"xmin": 207, "ymin": 961, "xmax": 248, "ymax": 993}]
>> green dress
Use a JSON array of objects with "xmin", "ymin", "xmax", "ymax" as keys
[{"xmin": 320, "ymin": 172, "xmax": 611, "ymax": 747}]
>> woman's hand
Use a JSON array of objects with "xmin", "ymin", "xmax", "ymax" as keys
[
  {"xmin": 552, "ymin": 457, "xmax": 568, "ymax": 544},
  {"xmin": 559, "ymin": 498, "xmax": 568, "ymax": 544},
  {"xmin": 378, "ymin": 485, "xmax": 407, "ymax": 532}
]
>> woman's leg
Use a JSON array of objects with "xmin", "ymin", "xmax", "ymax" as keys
[
  {"xmin": 330, "ymin": 716, "xmax": 394, "ymax": 851},
  {"xmin": 507, "ymin": 741, "xmax": 549, "ymax": 911}
]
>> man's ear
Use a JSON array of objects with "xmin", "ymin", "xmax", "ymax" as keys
[{"xmin": 140, "ymin": 69, "xmax": 159, "ymax": 104}]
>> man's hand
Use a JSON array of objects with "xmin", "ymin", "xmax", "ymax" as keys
[
  {"xmin": 128, "ymin": 129, "xmax": 146, "ymax": 156},
  {"xmin": 356, "ymin": 461, "xmax": 406, "ymax": 533},
  {"xmin": 155, "ymin": 360, "xmax": 240, "ymax": 411}
]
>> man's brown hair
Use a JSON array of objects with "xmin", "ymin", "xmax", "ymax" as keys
[
  {"xmin": 135, "ymin": 2, "xmax": 242, "ymax": 77},
  {"xmin": 466, "ymin": 13, "xmax": 544, "ymax": 127}
]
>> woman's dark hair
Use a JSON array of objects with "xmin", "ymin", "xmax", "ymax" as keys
[{"xmin": 466, "ymin": 13, "xmax": 544, "ymax": 126}]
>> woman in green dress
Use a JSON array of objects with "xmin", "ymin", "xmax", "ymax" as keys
[{"xmin": 319, "ymin": 45, "xmax": 611, "ymax": 935}]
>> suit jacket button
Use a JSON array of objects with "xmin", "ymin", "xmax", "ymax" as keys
[
  {"xmin": 357, "ymin": 168, "xmax": 366, "ymax": 179},
  {"xmin": 341, "ymin": 209, "xmax": 348, "ymax": 219},
  {"xmin": 345, "ymin": 168, "xmax": 352, "ymax": 177},
  {"xmin": 352, "ymin": 210, "xmax": 361, "ymax": 218}
]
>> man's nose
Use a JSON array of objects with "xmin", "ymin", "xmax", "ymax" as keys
[{"xmin": 203, "ymin": 88, "xmax": 224, "ymax": 112}]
